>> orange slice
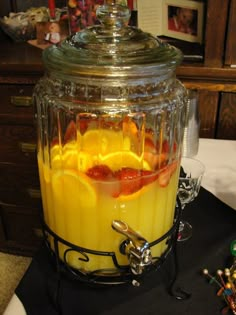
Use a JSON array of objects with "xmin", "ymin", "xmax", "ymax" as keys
[
  {"xmin": 62, "ymin": 150, "xmax": 78, "ymax": 169},
  {"xmin": 77, "ymin": 151, "xmax": 94, "ymax": 172},
  {"xmin": 117, "ymin": 185, "xmax": 149, "ymax": 201},
  {"xmin": 82, "ymin": 129, "xmax": 131, "ymax": 154},
  {"xmin": 100, "ymin": 151, "xmax": 151, "ymax": 171},
  {"xmin": 51, "ymin": 144, "xmax": 60, "ymax": 158},
  {"xmin": 51, "ymin": 141, "xmax": 94, "ymax": 171},
  {"xmin": 52, "ymin": 170, "xmax": 97, "ymax": 208}
]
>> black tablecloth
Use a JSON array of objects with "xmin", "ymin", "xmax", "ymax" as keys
[{"xmin": 16, "ymin": 188, "xmax": 236, "ymax": 315}]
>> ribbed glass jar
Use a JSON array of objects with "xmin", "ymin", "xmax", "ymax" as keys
[{"xmin": 34, "ymin": 0, "xmax": 187, "ymax": 278}]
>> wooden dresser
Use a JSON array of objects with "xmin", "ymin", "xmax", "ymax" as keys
[{"xmin": 0, "ymin": 40, "xmax": 44, "ymax": 255}]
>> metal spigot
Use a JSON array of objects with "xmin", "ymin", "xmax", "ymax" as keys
[{"xmin": 112, "ymin": 220, "xmax": 152, "ymax": 275}]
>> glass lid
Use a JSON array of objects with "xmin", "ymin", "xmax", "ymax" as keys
[{"xmin": 43, "ymin": 0, "xmax": 183, "ymax": 76}]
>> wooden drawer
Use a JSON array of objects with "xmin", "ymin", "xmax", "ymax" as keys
[
  {"xmin": 0, "ymin": 124, "xmax": 37, "ymax": 163},
  {"xmin": 0, "ymin": 85, "xmax": 35, "ymax": 124},
  {"xmin": 0, "ymin": 203, "xmax": 42, "ymax": 255},
  {"xmin": 0, "ymin": 163, "xmax": 41, "ymax": 207}
]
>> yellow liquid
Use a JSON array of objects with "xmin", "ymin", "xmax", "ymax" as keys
[{"xmin": 38, "ymin": 133, "xmax": 179, "ymax": 273}]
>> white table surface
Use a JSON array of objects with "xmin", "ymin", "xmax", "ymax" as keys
[
  {"xmin": 3, "ymin": 138, "xmax": 236, "ymax": 315},
  {"xmin": 196, "ymin": 138, "xmax": 236, "ymax": 210}
]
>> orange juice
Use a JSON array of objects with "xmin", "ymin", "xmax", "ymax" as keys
[{"xmin": 38, "ymin": 126, "xmax": 179, "ymax": 273}]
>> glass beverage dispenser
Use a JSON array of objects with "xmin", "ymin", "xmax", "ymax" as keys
[{"xmin": 34, "ymin": 0, "xmax": 187, "ymax": 283}]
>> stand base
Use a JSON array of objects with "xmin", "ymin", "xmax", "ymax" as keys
[{"xmin": 40, "ymin": 198, "xmax": 190, "ymax": 314}]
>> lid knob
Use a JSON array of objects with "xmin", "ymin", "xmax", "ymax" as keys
[{"xmin": 96, "ymin": 0, "xmax": 130, "ymax": 29}]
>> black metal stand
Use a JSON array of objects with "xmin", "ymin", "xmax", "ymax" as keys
[
  {"xmin": 41, "ymin": 197, "xmax": 190, "ymax": 314},
  {"xmin": 167, "ymin": 198, "xmax": 191, "ymax": 300}
]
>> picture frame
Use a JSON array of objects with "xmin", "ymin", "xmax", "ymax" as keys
[
  {"xmin": 137, "ymin": 0, "xmax": 204, "ymax": 43},
  {"xmin": 163, "ymin": 0, "xmax": 204, "ymax": 43}
]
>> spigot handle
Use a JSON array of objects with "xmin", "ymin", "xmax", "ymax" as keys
[
  {"xmin": 112, "ymin": 220, "xmax": 152, "ymax": 275},
  {"xmin": 112, "ymin": 220, "xmax": 148, "ymax": 251}
]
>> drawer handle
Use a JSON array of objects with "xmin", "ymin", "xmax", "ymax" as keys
[
  {"xmin": 33, "ymin": 228, "xmax": 43, "ymax": 239},
  {"xmin": 11, "ymin": 96, "xmax": 32, "ymax": 107},
  {"xmin": 27, "ymin": 188, "xmax": 41, "ymax": 199},
  {"xmin": 19, "ymin": 142, "xmax": 37, "ymax": 153}
]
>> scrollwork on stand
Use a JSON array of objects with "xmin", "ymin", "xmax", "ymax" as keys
[{"xmin": 42, "ymin": 199, "xmax": 182, "ymax": 286}]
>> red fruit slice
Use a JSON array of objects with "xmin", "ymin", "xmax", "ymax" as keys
[
  {"xmin": 144, "ymin": 152, "xmax": 168, "ymax": 170},
  {"xmin": 77, "ymin": 113, "xmax": 99, "ymax": 135},
  {"xmin": 86, "ymin": 165, "xmax": 162, "ymax": 197},
  {"xmin": 64, "ymin": 121, "xmax": 76, "ymax": 143},
  {"xmin": 141, "ymin": 170, "xmax": 159, "ymax": 186},
  {"xmin": 114, "ymin": 168, "xmax": 159, "ymax": 196},
  {"xmin": 144, "ymin": 138, "xmax": 156, "ymax": 154},
  {"xmin": 86, "ymin": 164, "xmax": 114, "ymax": 180},
  {"xmin": 144, "ymin": 138, "xmax": 158, "ymax": 169},
  {"xmin": 162, "ymin": 139, "xmax": 178, "ymax": 155},
  {"xmin": 158, "ymin": 161, "xmax": 178, "ymax": 187},
  {"xmin": 162, "ymin": 140, "xmax": 170, "ymax": 153},
  {"xmin": 158, "ymin": 168, "xmax": 171, "ymax": 187},
  {"xmin": 144, "ymin": 138, "xmax": 171, "ymax": 170},
  {"xmin": 51, "ymin": 137, "xmax": 59, "ymax": 147},
  {"xmin": 115, "ymin": 168, "xmax": 142, "ymax": 196}
]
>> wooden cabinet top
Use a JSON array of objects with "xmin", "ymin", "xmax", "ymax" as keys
[
  {"xmin": 0, "ymin": 40, "xmax": 43, "ymax": 71},
  {"xmin": 0, "ymin": 40, "xmax": 43, "ymax": 83}
]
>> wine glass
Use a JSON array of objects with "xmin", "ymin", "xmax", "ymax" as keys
[{"xmin": 177, "ymin": 157, "xmax": 205, "ymax": 242}]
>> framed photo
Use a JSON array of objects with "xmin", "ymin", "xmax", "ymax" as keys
[
  {"xmin": 137, "ymin": 0, "xmax": 204, "ymax": 43},
  {"xmin": 163, "ymin": 0, "xmax": 204, "ymax": 43}
]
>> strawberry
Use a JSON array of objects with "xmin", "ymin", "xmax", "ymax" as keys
[
  {"xmin": 144, "ymin": 138, "xmax": 169, "ymax": 170},
  {"xmin": 78, "ymin": 114, "xmax": 98, "ymax": 135},
  {"xmin": 86, "ymin": 165, "xmax": 162, "ymax": 197},
  {"xmin": 86, "ymin": 165, "xmax": 123, "ymax": 198},
  {"xmin": 158, "ymin": 161, "xmax": 178, "ymax": 187},
  {"xmin": 86, "ymin": 164, "xmax": 113, "ymax": 180},
  {"xmin": 79, "ymin": 119, "xmax": 89, "ymax": 135},
  {"xmin": 114, "ymin": 168, "xmax": 142, "ymax": 196},
  {"xmin": 141, "ymin": 170, "xmax": 159, "ymax": 187},
  {"xmin": 162, "ymin": 140, "xmax": 170, "ymax": 154},
  {"xmin": 123, "ymin": 117, "xmax": 138, "ymax": 136},
  {"xmin": 158, "ymin": 168, "xmax": 171, "ymax": 187},
  {"xmin": 64, "ymin": 120, "xmax": 76, "ymax": 143},
  {"xmin": 51, "ymin": 137, "xmax": 59, "ymax": 147},
  {"xmin": 144, "ymin": 138, "xmax": 157, "ymax": 154},
  {"xmin": 144, "ymin": 138, "xmax": 159, "ymax": 169},
  {"xmin": 144, "ymin": 152, "xmax": 158, "ymax": 169},
  {"xmin": 114, "ymin": 168, "xmax": 159, "ymax": 196},
  {"xmin": 162, "ymin": 139, "xmax": 178, "ymax": 155}
]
